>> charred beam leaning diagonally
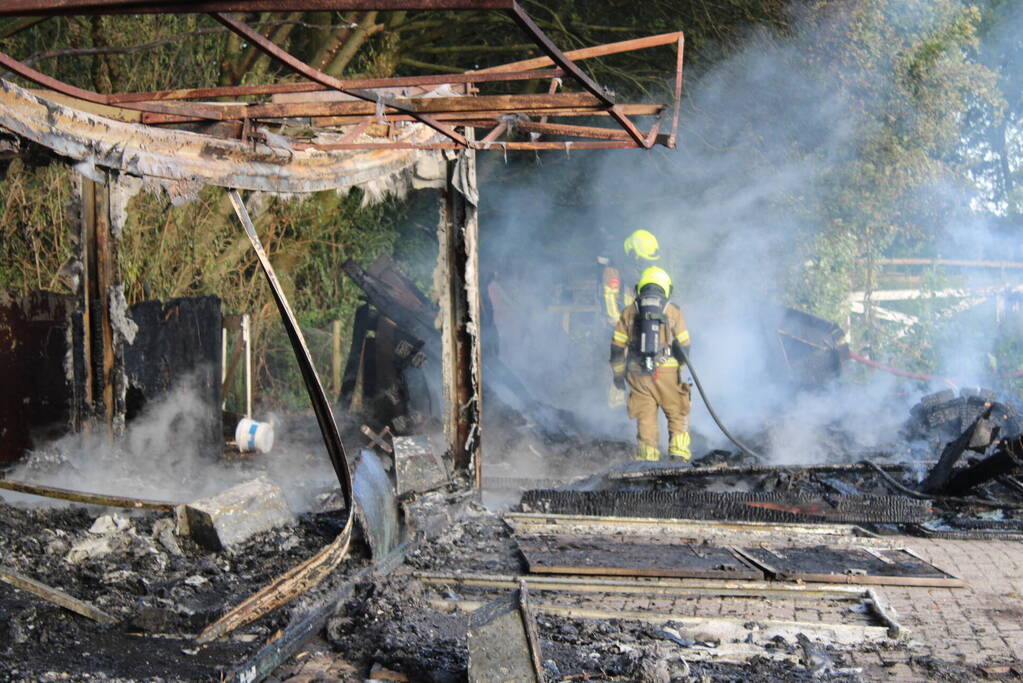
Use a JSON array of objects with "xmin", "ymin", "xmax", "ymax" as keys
[
  {"xmin": 940, "ymin": 434, "xmax": 1023, "ymax": 497},
  {"xmin": 195, "ymin": 190, "xmax": 355, "ymax": 645},
  {"xmin": 922, "ymin": 405, "xmax": 997, "ymax": 493}
]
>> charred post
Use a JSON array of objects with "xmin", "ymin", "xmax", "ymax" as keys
[
  {"xmin": 78, "ymin": 173, "xmax": 125, "ymax": 436},
  {"xmin": 437, "ymin": 144, "xmax": 482, "ymax": 485}
]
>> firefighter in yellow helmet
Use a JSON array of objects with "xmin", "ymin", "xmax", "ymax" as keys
[
  {"xmin": 599, "ymin": 229, "xmax": 660, "ymax": 326},
  {"xmin": 609, "ymin": 266, "xmax": 692, "ymax": 461},
  {"xmin": 601, "ymin": 229, "xmax": 661, "ymax": 409}
]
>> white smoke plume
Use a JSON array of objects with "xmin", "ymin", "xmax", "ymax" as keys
[
  {"xmin": 8, "ymin": 376, "xmax": 338, "ymax": 512},
  {"xmin": 478, "ymin": 2, "xmax": 1023, "ymax": 465}
]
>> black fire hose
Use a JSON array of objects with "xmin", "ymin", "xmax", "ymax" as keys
[{"xmin": 675, "ymin": 345, "xmax": 763, "ymax": 462}]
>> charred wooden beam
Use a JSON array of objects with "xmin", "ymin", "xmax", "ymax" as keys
[
  {"xmin": 342, "ymin": 257, "xmax": 438, "ymax": 342},
  {"xmin": 0, "ymin": 477, "xmax": 176, "ymax": 510},
  {"xmin": 79, "ymin": 174, "xmax": 123, "ymax": 435},
  {"xmin": 940, "ymin": 436, "xmax": 1023, "ymax": 497},
  {"xmin": 0, "ymin": 566, "xmax": 117, "ymax": 623},
  {"xmin": 922, "ymin": 406, "xmax": 997, "ymax": 494},
  {"xmin": 438, "ymin": 142, "xmax": 482, "ymax": 483}
]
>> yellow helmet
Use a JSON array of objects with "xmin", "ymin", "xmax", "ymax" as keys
[
  {"xmin": 623, "ymin": 229, "xmax": 660, "ymax": 261},
  {"xmin": 636, "ymin": 266, "xmax": 672, "ymax": 296}
]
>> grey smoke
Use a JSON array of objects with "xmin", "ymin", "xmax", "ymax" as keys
[
  {"xmin": 10, "ymin": 377, "xmax": 337, "ymax": 512},
  {"xmin": 478, "ymin": 3, "xmax": 1023, "ymax": 464}
]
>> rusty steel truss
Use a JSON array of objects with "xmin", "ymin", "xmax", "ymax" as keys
[{"xmin": 0, "ymin": 1, "xmax": 684, "ymax": 152}]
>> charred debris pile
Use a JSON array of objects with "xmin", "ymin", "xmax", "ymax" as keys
[
  {"xmin": 0, "ymin": 497, "xmax": 359, "ymax": 680},
  {"xmin": 520, "ymin": 387, "xmax": 1023, "ymax": 540}
]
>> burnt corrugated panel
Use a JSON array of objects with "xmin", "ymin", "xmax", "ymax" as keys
[
  {"xmin": 519, "ymin": 489, "xmax": 932, "ymax": 525},
  {"xmin": 0, "ymin": 291, "xmax": 79, "ymax": 463}
]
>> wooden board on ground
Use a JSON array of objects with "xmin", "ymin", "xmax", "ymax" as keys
[
  {"xmin": 466, "ymin": 585, "xmax": 543, "ymax": 683},
  {"xmin": 734, "ymin": 546, "xmax": 965, "ymax": 587},
  {"xmin": 516, "ymin": 534, "xmax": 762, "ymax": 580}
]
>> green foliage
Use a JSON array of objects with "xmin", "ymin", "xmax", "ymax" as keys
[
  {"xmin": 790, "ymin": 1, "xmax": 998, "ymax": 342},
  {"xmin": 0, "ymin": 160, "xmax": 75, "ymax": 296},
  {"xmin": 118, "ymin": 185, "xmax": 408, "ymax": 409}
]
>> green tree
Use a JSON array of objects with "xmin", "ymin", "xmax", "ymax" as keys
[{"xmin": 795, "ymin": 0, "xmax": 997, "ymax": 355}]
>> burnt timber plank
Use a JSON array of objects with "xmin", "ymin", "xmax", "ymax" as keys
[
  {"xmin": 0, "ymin": 566, "xmax": 117, "ymax": 623},
  {"xmin": 734, "ymin": 546, "xmax": 964, "ymax": 588},
  {"xmin": 516, "ymin": 535, "xmax": 762, "ymax": 580}
]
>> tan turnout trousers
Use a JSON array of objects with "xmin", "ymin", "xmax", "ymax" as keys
[{"xmin": 626, "ymin": 369, "xmax": 691, "ymax": 448}]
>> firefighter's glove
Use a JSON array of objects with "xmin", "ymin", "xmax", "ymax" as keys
[
  {"xmin": 669, "ymin": 432, "xmax": 692, "ymax": 461},
  {"xmin": 608, "ymin": 384, "xmax": 625, "ymax": 408},
  {"xmin": 613, "ymin": 374, "xmax": 626, "ymax": 391}
]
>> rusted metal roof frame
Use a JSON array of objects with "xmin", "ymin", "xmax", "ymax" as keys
[
  {"xmin": 0, "ymin": 3, "xmax": 684, "ymax": 151},
  {"xmin": 210, "ymin": 11, "xmax": 468, "ymax": 146},
  {"xmin": 103, "ymin": 68, "xmax": 567, "ymax": 104},
  {"xmin": 0, "ymin": 1, "xmax": 518, "ymax": 13}
]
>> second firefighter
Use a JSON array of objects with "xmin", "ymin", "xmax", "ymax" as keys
[{"xmin": 609, "ymin": 266, "xmax": 693, "ymax": 462}]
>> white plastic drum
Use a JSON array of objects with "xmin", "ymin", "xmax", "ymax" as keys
[{"xmin": 235, "ymin": 417, "xmax": 274, "ymax": 454}]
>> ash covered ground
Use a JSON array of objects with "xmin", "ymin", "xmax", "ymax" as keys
[
  {"xmin": 3, "ymin": 386, "xmax": 1023, "ymax": 681},
  {"xmin": 316, "ymin": 504, "xmax": 1015, "ymax": 682},
  {"xmin": 0, "ymin": 499, "xmax": 363, "ymax": 681}
]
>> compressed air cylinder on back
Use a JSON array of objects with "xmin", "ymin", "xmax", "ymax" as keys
[{"xmin": 636, "ymin": 286, "xmax": 667, "ymax": 372}]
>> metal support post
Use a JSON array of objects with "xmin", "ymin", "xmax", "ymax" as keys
[{"xmin": 243, "ymin": 313, "xmax": 252, "ymax": 419}]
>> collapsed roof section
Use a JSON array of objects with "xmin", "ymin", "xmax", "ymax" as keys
[
  {"xmin": 0, "ymin": 2, "xmax": 684, "ymax": 185},
  {"xmin": 0, "ymin": 80, "xmax": 446, "ymax": 198}
]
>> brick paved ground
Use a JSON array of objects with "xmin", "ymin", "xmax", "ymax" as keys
[
  {"xmin": 418, "ymin": 516, "xmax": 1023, "ymax": 680},
  {"xmin": 531, "ymin": 527, "xmax": 1023, "ymax": 679},
  {"xmin": 874, "ymin": 538, "xmax": 1023, "ymax": 672}
]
